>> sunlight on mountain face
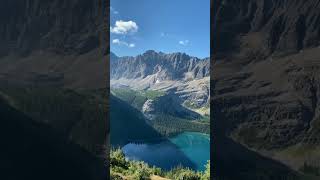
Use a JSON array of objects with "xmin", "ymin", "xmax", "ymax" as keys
[{"xmin": 110, "ymin": 51, "xmax": 210, "ymax": 174}]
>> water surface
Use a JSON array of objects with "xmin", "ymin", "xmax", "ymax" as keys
[{"xmin": 122, "ymin": 132, "xmax": 210, "ymax": 171}]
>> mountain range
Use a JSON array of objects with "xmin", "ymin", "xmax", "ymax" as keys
[
  {"xmin": 111, "ymin": 50, "xmax": 210, "ymax": 109},
  {"xmin": 111, "ymin": 50, "xmax": 209, "ymax": 80}
]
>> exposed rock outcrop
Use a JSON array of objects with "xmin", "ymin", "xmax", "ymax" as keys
[
  {"xmin": 111, "ymin": 51, "xmax": 210, "ymax": 108},
  {"xmin": 0, "ymin": 2, "xmax": 108, "ymax": 179},
  {"xmin": 212, "ymin": 0, "xmax": 320, "ymax": 178},
  {"xmin": 0, "ymin": 0, "xmax": 107, "ymax": 56},
  {"xmin": 142, "ymin": 94, "xmax": 201, "ymax": 120},
  {"xmin": 213, "ymin": 0, "xmax": 320, "ymax": 58}
]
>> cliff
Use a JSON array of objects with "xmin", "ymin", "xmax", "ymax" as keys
[{"xmin": 212, "ymin": 0, "xmax": 320, "ymax": 178}]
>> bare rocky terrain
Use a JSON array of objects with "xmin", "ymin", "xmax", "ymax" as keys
[
  {"xmin": 0, "ymin": 0, "xmax": 108, "ymax": 150},
  {"xmin": 0, "ymin": 1, "xmax": 108, "ymax": 179},
  {"xmin": 212, "ymin": 0, "xmax": 320, "ymax": 179},
  {"xmin": 111, "ymin": 51, "xmax": 210, "ymax": 109}
]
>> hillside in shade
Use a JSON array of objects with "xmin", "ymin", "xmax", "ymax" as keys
[
  {"xmin": 0, "ymin": 1, "xmax": 108, "ymax": 180},
  {"xmin": 0, "ymin": 97, "xmax": 105, "ymax": 180},
  {"xmin": 110, "ymin": 95, "xmax": 162, "ymax": 147},
  {"xmin": 0, "ymin": 0, "xmax": 108, "ymax": 152},
  {"xmin": 212, "ymin": 0, "xmax": 320, "ymax": 179}
]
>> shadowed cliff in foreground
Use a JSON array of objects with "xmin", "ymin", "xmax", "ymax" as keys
[
  {"xmin": 212, "ymin": 0, "xmax": 320, "ymax": 179},
  {"xmin": 0, "ymin": 0, "xmax": 109, "ymax": 179},
  {"xmin": 0, "ymin": 98, "xmax": 106, "ymax": 180}
]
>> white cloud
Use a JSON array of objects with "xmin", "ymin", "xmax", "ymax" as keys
[
  {"xmin": 110, "ymin": 20, "xmax": 138, "ymax": 35},
  {"xmin": 179, "ymin": 40, "xmax": 190, "ymax": 46},
  {"xmin": 110, "ymin": 7, "xmax": 119, "ymax": 14},
  {"xmin": 112, "ymin": 39, "xmax": 135, "ymax": 48},
  {"xmin": 112, "ymin": 39, "xmax": 120, "ymax": 44}
]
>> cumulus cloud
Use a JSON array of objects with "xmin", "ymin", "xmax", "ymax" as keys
[
  {"xmin": 128, "ymin": 43, "xmax": 135, "ymax": 48},
  {"xmin": 112, "ymin": 39, "xmax": 135, "ymax": 48},
  {"xmin": 110, "ymin": 20, "xmax": 138, "ymax": 34},
  {"xmin": 112, "ymin": 39, "xmax": 120, "ymax": 44},
  {"xmin": 179, "ymin": 40, "xmax": 190, "ymax": 46}
]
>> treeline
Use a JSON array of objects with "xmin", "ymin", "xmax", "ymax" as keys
[
  {"xmin": 149, "ymin": 114, "xmax": 210, "ymax": 137},
  {"xmin": 111, "ymin": 88, "xmax": 210, "ymax": 137},
  {"xmin": 111, "ymin": 88, "xmax": 165, "ymax": 110},
  {"xmin": 110, "ymin": 148, "xmax": 210, "ymax": 180},
  {"xmin": 111, "ymin": 88, "xmax": 146, "ymax": 110}
]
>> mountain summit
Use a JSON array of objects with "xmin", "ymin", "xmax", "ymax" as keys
[{"xmin": 110, "ymin": 51, "xmax": 209, "ymax": 81}]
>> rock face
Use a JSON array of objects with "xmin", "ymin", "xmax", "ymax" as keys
[
  {"xmin": 111, "ymin": 50, "xmax": 209, "ymax": 81},
  {"xmin": 111, "ymin": 51, "xmax": 210, "ymax": 108},
  {"xmin": 0, "ymin": 0, "xmax": 106, "ymax": 56},
  {"xmin": 0, "ymin": 0, "xmax": 108, "ymax": 90},
  {"xmin": 0, "ymin": 0, "xmax": 109, "ymax": 179},
  {"xmin": 213, "ymin": 0, "xmax": 320, "ymax": 57},
  {"xmin": 0, "ymin": 1, "xmax": 108, "ymax": 179},
  {"xmin": 213, "ymin": 49, "xmax": 320, "ymax": 149},
  {"xmin": 212, "ymin": 0, "xmax": 320, "ymax": 178},
  {"xmin": 142, "ymin": 99, "xmax": 156, "ymax": 116}
]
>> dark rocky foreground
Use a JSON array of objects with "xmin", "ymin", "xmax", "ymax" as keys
[
  {"xmin": 0, "ymin": 0, "xmax": 109, "ymax": 180},
  {"xmin": 0, "ymin": 98, "xmax": 106, "ymax": 180},
  {"xmin": 212, "ymin": 0, "xmax": 320, "ymax": 179}
]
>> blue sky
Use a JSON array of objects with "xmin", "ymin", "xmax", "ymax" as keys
[{"xmin": 110, "ymin": 0, "xmax": 210, "ymax": 58}]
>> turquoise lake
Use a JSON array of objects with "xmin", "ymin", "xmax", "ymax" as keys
[{"xmin": 122, "ymin": 132, "xmax": 210, "ymax": 171}]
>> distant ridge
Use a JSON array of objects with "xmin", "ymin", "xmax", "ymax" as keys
[{"xmin": 110, "ymin": 50, "xmax": 209, "ymax": 81}]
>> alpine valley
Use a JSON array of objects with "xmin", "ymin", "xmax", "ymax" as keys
[
  {"xmin": 110, "ymin": 50, "xmax": 210, "ymax": 173},
  {"xmin": 110, "ymin": 50, "xmax": 210, "ymax": 138}
]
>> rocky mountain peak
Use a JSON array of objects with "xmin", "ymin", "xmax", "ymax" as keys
[
  {"xmin": 143, "ymin": 50, "xmax": 158, "ymax": 56},
  {"xmin": 110, "ymin": 51, "xmax": 209, "ymax": 80}
]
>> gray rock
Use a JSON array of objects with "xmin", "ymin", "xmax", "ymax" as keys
[{"xmin": 110, "ymin": 51, "xmax": 209, "ymax": 80}]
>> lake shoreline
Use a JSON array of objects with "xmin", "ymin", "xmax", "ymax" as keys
[{"xmin": 122, "ymin": 131, "xmax": 210, "ymax": 171}]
